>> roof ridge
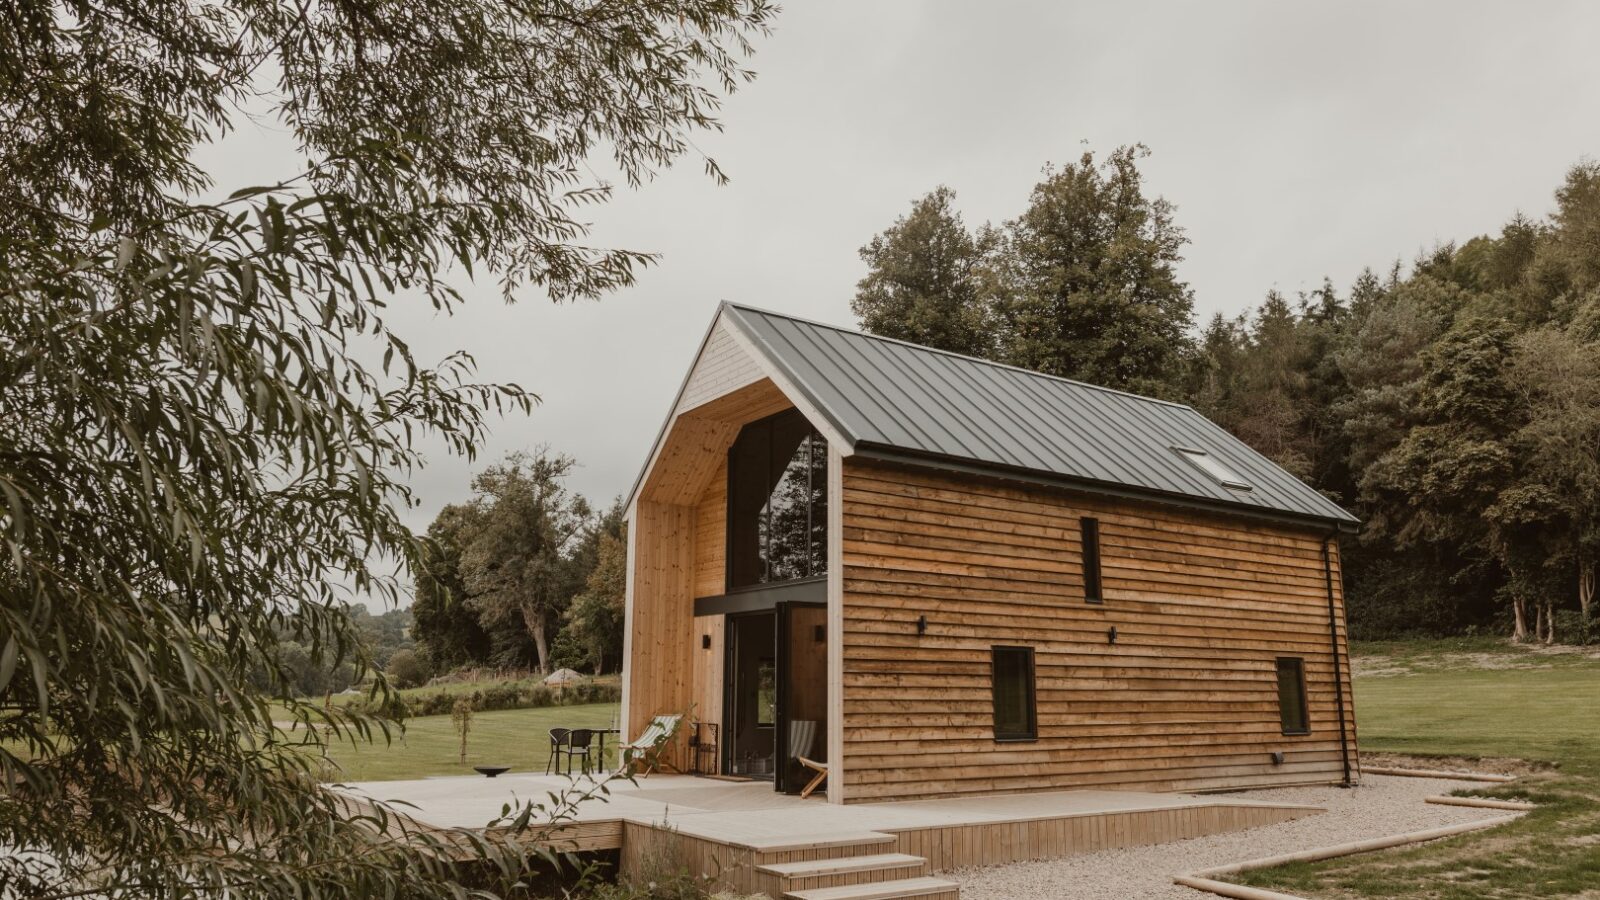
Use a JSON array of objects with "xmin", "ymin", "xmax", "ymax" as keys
[{"xmin": 721, "ymin": 301, "xmax": 1194, "ymax": 411}]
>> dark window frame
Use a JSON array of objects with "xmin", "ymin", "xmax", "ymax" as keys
[
  {"xmin": 1081, "ymin": 516, "xmax": 1104, "ymax": 604},
  {"xmin": 1276, "ymin": 656, "xmax": 1310, "ymax": 736},
  {"xmin": 990, "ymin": 645, "xmax": 1038, "ymax": 742}
]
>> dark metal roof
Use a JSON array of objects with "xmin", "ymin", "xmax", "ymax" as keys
[{"xmin": 723, "ymin": 303, "xmax": 1359, "ymax": 530}]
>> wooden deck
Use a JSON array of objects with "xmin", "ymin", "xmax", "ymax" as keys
[{"xmin": 343, "ymin": 774, "xmax": 1321, "ymax": 899}]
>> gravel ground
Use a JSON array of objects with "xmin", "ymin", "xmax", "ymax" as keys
[{"xmin": 952, "ymin": 774, "xmax": 1523, "ymax": 900}]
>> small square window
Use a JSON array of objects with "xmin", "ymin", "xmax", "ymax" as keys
[
  {"xmin": 991, "ymin": 646, "xmax": 1037, "ymax": 741},
  {"xmin": 1276, "ymin": 657, "xmax": 1309, "ymax": 735}
]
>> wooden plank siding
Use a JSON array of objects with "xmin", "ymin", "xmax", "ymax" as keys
[{"xmin": 838, "ymin": 457, "xmax": 1358, "ymax": 802}]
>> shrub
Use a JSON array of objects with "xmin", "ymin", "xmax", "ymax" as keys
[
  {"xmin": 1551, "ymin": 609, "xmax": 1593, "ymax": 645},
  {"xmin": 385, "ymin": 649, "xmax": 433, "ymax": 689},
  {"xmin": 346, "ymin": 677, "xmax": 622, "ymax": 719}
]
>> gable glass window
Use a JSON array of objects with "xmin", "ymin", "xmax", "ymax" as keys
[
  {"xmin": 1080, "ymin": 517, "xmax": 1103, "ymax": 604},
  {"xmin": 1276, "ymin": 657, "xmax": 1310, "ymax": 735},
  {"xmin": 991, "ymin": 646, "xmax": 1037, "ymax": 741},
  {"xmin": 727, "ymin": 409, "xmax": 828, "ymax": 589}
]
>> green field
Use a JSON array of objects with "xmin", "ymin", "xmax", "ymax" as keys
[
  {"xmin": 304, "ymin": 702, "xmax": 621, "ymax": 782},
  {"xmin": 1238, "ymin": 641, "xmax": 1600, "ymax": 898}
]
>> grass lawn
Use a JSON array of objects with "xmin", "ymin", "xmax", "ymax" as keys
[
  {"xmin": 1237, "ymin": 640, "xmax": 1600, "ymax": 898},
  {"xmin": 305, "ymin": 702, "xmax": 621, "ymax": 782}
]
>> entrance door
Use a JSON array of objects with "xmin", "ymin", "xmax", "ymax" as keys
[
  {"xmin": 775, "ymin": 601, "xmax": 828, "ymax": 794},
  {"xmin": 724, "ymin": 611, "xmax": 776, "ymax": 779}
]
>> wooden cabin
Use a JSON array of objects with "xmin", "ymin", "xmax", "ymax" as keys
[{"xmin": 622, "ymin": 303, "xmax": 1360, "ymax": 805}]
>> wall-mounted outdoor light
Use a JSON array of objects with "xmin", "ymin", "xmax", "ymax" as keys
[
  {"xmin": 701, "ymin": 634, "xmax": 712, "ymax": 650},
  {"xmin": 1107, "ymin": 626, "xmax": 1118, "ymax": 645},
  {"xmin": 1270, "ymin": 751, "xmax": 1285, "ymax": 766},
  {"xmin": 814, "ymin": 625, "xmax": 826, "ymax": 643},
  {"xmin": 916, "ymin": 615, "xmax": 928, "ymax": 636}
]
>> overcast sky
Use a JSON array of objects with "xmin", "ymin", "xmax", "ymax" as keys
[{"xmin": 206, "ymin": 1, "xmax": 1600, "ymax": 554}]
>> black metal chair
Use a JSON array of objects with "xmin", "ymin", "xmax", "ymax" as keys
[
  {"xmin": 544, "ymin": 727, "xmax": 570, "ymax": 775},
  {"xmin": 552, "ymin": 728, "xmax": 595, "ymax": 776}
]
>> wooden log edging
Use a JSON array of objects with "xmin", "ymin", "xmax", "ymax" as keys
[
  {"xmin": 1171, "ymin": 876, "xmax": 1309, "ymax": 900},
  {"xmin": 1172, "ymin": 815, "xmax": 1519, "ymax": 900},
  {"xmin": 1364, "ymin": 766, "xmax": 1516, "ymax": 783},
  {"xmin": 1425, "ymin": 794, "xmax": 1536, "ymax": 811}
]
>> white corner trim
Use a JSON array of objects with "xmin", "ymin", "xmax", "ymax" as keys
[
  {"xmin": 619, "ymin": 497, "xmax": 638, "ymax": 744},
  {"xmin": 826, "ymin": 444, "xmax": 846, "ymax": 804}
]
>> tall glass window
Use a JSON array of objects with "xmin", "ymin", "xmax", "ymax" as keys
[{"xmin": 727, "ymin": 409, "xmax": 828, "ymax": 589}]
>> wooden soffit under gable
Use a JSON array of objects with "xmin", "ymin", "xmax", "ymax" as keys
[
  {"xmin": 629, "ymin": 307, "xmax": 854, "ymax": 513},
  {"xmin": 636, "ymin": 378, "xmax": 795, "ymax": 507}
]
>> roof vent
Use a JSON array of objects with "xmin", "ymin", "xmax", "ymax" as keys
[{"xmin": 1173, "ymin": 447, "xmax": 1253, "ymax": 492}]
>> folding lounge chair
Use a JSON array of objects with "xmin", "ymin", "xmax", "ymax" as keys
[
  {"xmin": 797, "ymin": 757, "xmax": 828, "ymax": 799},
  {"xmin": 619, "ymin": 714, "xmax": 682, "ymax": 776},
  {"xmin": 787, "ymin": 720, "xmax": 827, "ymax": 799}
]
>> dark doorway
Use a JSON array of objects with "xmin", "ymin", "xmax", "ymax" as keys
[
  {"xmin": 776, "ymin": 601, "xmax": 828, "ymax": 794},
  {"xmin": 724, "ymin": 611, "xmax": 776, "ymax": 779},
  {"xmin": 721, "ymin": 601, "xmax": 829, "ymax": 793}
]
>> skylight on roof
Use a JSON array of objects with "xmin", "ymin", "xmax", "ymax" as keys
[{"xmin": 1173, "ymin": 447, "xmax": 1253, "ymax": 492}]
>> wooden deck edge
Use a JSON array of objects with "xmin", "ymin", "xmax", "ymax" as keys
[
  {"xmin": 887, "ymin": 802, "xmax": 1320, "ymax": 874},
  {"xmin": 331, "ymin": 790, "xmax": 627, "ymax": 857},
  {"xmin": 873, "ymin": 799, "xmax": 1325, "ymax": 831}
]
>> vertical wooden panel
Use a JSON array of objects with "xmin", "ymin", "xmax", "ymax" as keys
[{"xmin": 626, "ymin": 499, "xmax": 697, "ymax": 762}]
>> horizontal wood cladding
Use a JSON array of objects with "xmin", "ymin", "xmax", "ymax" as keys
[{"xmin": 840, "ymin": 458, "xmax": 1357, "ymax": 802}]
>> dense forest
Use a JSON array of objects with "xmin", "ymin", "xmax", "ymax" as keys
[{"xmin": 852, "ymin": 147, "xmax": 1600, "ymax": 643}]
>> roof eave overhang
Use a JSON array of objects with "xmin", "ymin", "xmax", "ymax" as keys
[{"xmin": 852, "ymin": 444, "xmax": 1362, "ymax": 536}]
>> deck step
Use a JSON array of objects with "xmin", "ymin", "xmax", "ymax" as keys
[
  {"xmin": 757, "ymin": 853, "xmax": 926, "ymax": 879},
  {"xmin": 744, "ymin": 831, "xmax": 898, "ymax": 854},
  {"xmin": 783, "ymin": 876, "xmax": 960, "ymax": 900}
]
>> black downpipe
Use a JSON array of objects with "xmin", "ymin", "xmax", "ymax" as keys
[{"xmin": 1323, "ymin": 533, "xmax": 1354, "ymax": 787}]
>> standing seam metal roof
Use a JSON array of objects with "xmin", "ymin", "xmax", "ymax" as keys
[{"xmin": 722, "ymin": 302, "xmax": 1359, "ymax": 528}]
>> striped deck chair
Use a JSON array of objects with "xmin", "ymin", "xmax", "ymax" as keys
[
  {"xmin": 620, "ymin": 714, "xmax": 682, "ymax": 776},
  {"xmin": 788, "ymin": 720, "xmax": 827, "ymax": 799}
]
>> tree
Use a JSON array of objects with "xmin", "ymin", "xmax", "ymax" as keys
[
  {"xmin": 852, "ymin": 187, "xmax": 996, "ymax": 357},
  {"xmin": 0, "ymin": 1, "xmax": 774, "ymax": 896},
  {"xmin": 1508, "ymin": 325, "xmax": 1600, "ymax": 626},
  {"xmin": 565, "ymin": 511, "xmax": 629, "ymax": 675},
  {"xmin": 1364, "ymin": 318, "xmax": 1527, "ymax": 635},
  {"xmin": 458, "ymin": 450, "xmax": 592, "ymax": 674},
  {"xmin": 992, "ymin": 145, "xmax": 1196, "ymax": 395},
  {"xmin": 412, "ymin": 503, "xmax": 494, "ymax": 670}
]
